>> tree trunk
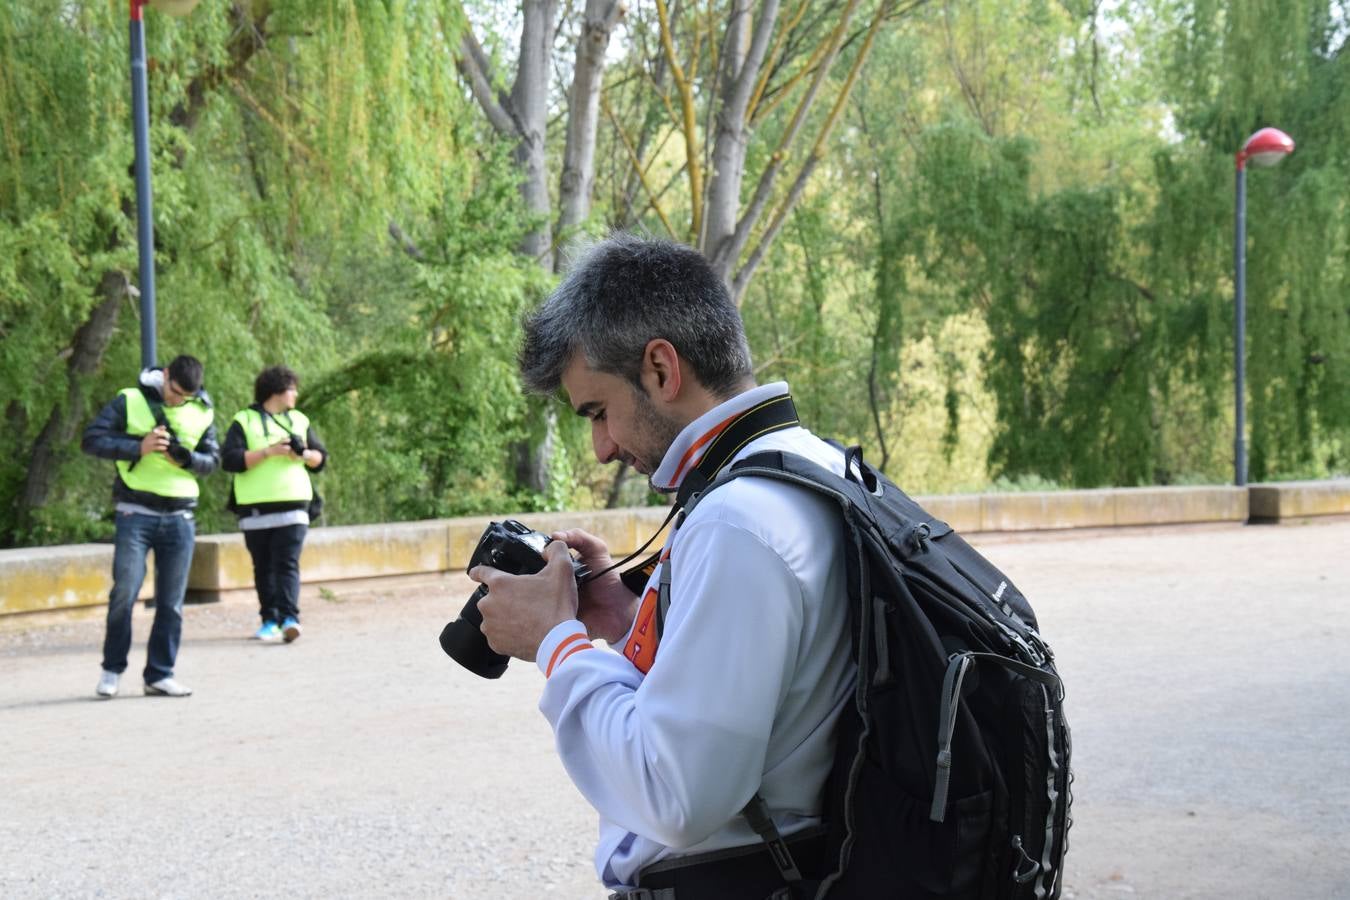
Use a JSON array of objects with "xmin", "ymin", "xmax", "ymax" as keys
[
  {"xmin": 513, "ymin": 0, "xmax": 560, "ymax": 268},
  {"xmin": 558, "ymin": 0, "xmax": 625, "ymax": 248},
  {"xmin": 13, "ymin": 270, "xmax": 130, "ymax": 540},
  {"xmin": 703, "ymin": 0, "xmax": 779, "ymax": 264}
]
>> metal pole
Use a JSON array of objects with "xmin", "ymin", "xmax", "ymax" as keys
[
  {"xmin": 1233, "ymin": 159, "xmax": 1247, "ymax": 486},
  {"xmin": 129, "ymin": 0, "xmax": 157, "ymax": 370}
]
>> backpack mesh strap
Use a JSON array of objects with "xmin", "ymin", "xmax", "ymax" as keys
[
  {"xmin": 930, "ymin": 651, "xmax": 1063, "ymax": 822},
  {"xmin": 930, "ymin": 653, "xmax": 976, "ymax": 822}
]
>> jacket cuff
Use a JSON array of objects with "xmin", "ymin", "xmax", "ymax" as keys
[{"xmin": 535, "ymin": 619, "xmax": 593, "ymax": 678}]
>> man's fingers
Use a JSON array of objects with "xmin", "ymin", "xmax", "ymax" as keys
[
  {"xmin": 542, "ymin": 540, "xmax": 576, "ymax": 574},
  {"xmin": 552, "ymin": 529, "xmax": 608, "ymax": 557},
  {"xmin": 468, "ymin": 564, "xmax": 501, "ymax": 586}
]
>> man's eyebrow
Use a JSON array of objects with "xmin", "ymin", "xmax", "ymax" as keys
[{"xmin": 574, "ymin": 401, "xmax": 601, "ymax": 419}]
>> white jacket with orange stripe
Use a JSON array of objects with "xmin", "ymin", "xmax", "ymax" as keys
[{"xmin": 535, "ymin": 382, "xmax": 855, "ymax": 889}]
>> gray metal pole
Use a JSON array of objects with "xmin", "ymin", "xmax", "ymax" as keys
[
  {"xmin": 130, "ymin": 4, "xmax": 157, "ymax": 370},
  {"xmin": 1234, "ymin": 162, "xmax": 1247, "ymax": 487}
]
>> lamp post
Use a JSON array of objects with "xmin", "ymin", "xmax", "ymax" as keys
[
  {"xmin": 128, "ymin": 0, "xmax": 198, "ymax": 370},
  {"xmin": 1233, "ymin": 126, "xmax": 1294, "ymax": 486}
]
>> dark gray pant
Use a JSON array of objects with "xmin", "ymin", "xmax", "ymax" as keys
[{"xmin": 244, "ymin": 524, "xmax": 307, "ymax": 624}]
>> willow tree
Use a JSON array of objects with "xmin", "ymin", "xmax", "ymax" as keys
[
  {"xmin": 1158, "ymin": 0, "xmax": 1350, "ymax": 480},
  {"xmin": 851, "ymin": 0, "xmax": 1349, "ymax": 487},
  {"xmin": 0, "ymin": 1, "xmax": 541, "ymax": 545}
]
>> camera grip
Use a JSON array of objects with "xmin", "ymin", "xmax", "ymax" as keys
[{"xmin": 458, "ymin": 584, "xmax": 488, "ymax": 627}]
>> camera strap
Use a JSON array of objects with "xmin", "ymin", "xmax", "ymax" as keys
[
  {"xmin": 674, "ymin": 393, "xmax": 799, "ymax": 509},
  {"xmin": 256, "ymin": 405, "xmax": 300, "ymax": 441}
]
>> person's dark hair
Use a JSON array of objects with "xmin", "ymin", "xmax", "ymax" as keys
[
  {"xmin": 167, "ymin": 355, "xmax": 204, "ymax": 394},
  {"xmin": 519, "ymin": 233, "xmax": 753, "ymax": 398},
  {"xmin": 254, "ymin": 365, "xmax": 299, "ymax": 404}
]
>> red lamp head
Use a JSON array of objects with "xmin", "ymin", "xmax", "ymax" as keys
[{"xmin": 1237, "ymin": 127, "xmax": 1295, "ymax": 169}]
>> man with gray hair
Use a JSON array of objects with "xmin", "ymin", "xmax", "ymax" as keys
[{"xmin": 469, "ymin": 234, "xmax": 855, "ymax": 898}]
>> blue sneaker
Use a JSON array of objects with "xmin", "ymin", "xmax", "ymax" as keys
[
  {"xmin": 281, "ymin": 617, "xmax": 302, "ymax": 643},
  {"xmin": 253, "ymin": 621, "xmax": 281, "ymax": 642}
]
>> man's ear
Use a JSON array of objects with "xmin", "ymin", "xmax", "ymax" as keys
[{"xmin": 642, "ymin": 339, "xmax": 682, "ymax": 402}]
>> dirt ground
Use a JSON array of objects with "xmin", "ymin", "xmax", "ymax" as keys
[{"xmin": 3, "ymin": 518, "xmax": 1348, "ymax": 899}]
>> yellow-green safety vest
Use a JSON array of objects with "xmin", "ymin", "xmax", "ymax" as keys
[
  {"xmin": 231, "ymin": 407, "xmax": 314, "ymax": 506},
  {"xmin": 115, "ymin": 388, "xmax": 214, "ymax": 499}
]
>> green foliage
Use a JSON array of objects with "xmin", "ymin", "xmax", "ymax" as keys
[
  {"xmin": 3, "ymin": 0, "xmax": 1348, "ymax": 549},
  {"xmin": 834, "ymin": 0, "xmax": 1350, "ymax": 490},
  {"xmin": 1157, "ymin": 0, "xmax": 1350, "ymax": 481},
  {"xmin": 0, "ymin": 0, "xmax": 545, "ymax": 547}
]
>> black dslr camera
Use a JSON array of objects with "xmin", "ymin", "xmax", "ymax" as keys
[
  {"xmin": 286, "ymin": 432, "xmax": 306, "ymax": 455},
  {"xmin": 164, "ymin": 429, "xmax": 193, "ymax": 467},
  {"xmin": 439, "ymin": 520, "xmax": 589, "ymax": 679}
]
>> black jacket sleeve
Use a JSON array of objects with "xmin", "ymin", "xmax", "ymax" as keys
[
  {"xmin": 305, "ymin": 425, "xmax": 329, "ymax": 474},
  {"xmin": 187, "ymin": 420, "xmax": 220, "ymax": 477},
  {"xmin": 221, "ymin": 421, "xmax": 248, "ymax": 474},
  {"xmin": 81, "ymin": 394, "xmax": 142, "ymax": 462}
]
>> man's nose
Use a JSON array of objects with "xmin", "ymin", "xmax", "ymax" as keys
[{"xmin": 592, "ymin": 423, "xmax": 619, "ymax": 463}]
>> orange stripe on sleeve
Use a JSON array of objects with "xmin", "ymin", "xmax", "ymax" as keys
[
  {"xmin": 546, "ymin": 632, "xmax": 590, "ymax": 677},
  {"xmin": 553, "ymin": 642, "xmax": 594, "ymax": 674}
]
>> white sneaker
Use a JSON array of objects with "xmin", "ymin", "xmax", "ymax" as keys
[
  {"xmin": 95, "ymin": 670, "xmax": 119, "ymax": 699},
  {"xmin": 144, "ymin": 677, "xmax": 193, "ymax": 697}
]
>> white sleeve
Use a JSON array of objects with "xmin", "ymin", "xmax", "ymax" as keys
[{"xmin": 537, "ymin": 518, "xmax": 804, "ymax": 850}]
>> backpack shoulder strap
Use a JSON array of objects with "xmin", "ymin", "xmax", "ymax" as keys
[{"xmin": 656, "ymin": 447, "xmax": 877, "ymax": 638}]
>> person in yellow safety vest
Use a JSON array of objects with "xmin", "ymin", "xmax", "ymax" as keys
[
  {"xmin": 221, "ymin": 365, "xmax": 328, "ymax": 643},
  {"xmin": 81, "ymin": 355, "xmax": 220, "ymax": 699}
]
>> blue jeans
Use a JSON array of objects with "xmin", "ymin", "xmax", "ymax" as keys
[{"xmin": 102, "ymin": 510, "xmax": 195, "ymax": 683}]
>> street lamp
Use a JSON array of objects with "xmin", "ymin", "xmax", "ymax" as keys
[
  {"xmin": 1233, "ymin": 126, "xmax": 1295, "ymax": 486},
  {"xmin": 128, "ymin": 0, "xmax": 199, "ymax": 369}
]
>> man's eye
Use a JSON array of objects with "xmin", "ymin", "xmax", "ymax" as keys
[{"xmin": 592, "ymin": 410, "xmax": 606, "ymax": 423}]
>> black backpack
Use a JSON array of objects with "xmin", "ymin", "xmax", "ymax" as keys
[{"xmin": 679, "ymin": 445, "xmax": 1072, "ymax": 900}]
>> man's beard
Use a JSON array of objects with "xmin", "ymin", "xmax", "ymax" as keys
[{"xmin": 631, "ymin": 384, "xmax": 684, "ymax": 487}]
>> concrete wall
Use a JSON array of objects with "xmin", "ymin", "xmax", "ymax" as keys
[
  {"xmin": 3, "ymin": 481, "xmax": 1345, "ymax": 617},
  {"xmin": 1249, "ymin": 479, "xmax": 1350, "ymax": 521}
]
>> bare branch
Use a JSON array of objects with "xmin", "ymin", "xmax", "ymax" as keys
[
  {"xmin": 558, "ymin": 0, "xmax": 627, "ymax": 244},
  {"xmin": 733, "ymin": 0, "xmax": 891, "ymax": 300},
  {"xmin": 388, "ymin": 221, "xmax": 424, "ymax": 261},
  {"xmin": 656, "ymin": 0, "xmax": 703, "ymax": 240},
  {"xmin": 603, "ymin": 95, "xmax": 679, "ymax": 238},
  {"xmin": 745, "ymin": 0, "xmax": 811, "ymax": 123},
  {"xmin": 714, "ymin": 0, "xmax": 863, "ymax": 280},
  {"xmin": 454, "ymin": 25, "xmax": 521, "ymax": 138},
  {"xmin": 702, "ymin": 0, "xmax": 781, "ymax": 261}
]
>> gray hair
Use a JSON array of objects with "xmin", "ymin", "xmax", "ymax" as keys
[{"xmin": 519, "ymin": 233, "xmax": 753, "ymax": 397}]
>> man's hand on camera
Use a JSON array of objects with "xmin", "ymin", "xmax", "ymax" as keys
[
  {"xmin": 553, "ymin": 528, "xmax": 638, "ymax": 645},
  {"xmin": 471, "ymin": 541, "xmax": 579, "ymax": 662},
  {"xmin": 140, "ymin": 426, "xmax": 170, "ymax": 458}
]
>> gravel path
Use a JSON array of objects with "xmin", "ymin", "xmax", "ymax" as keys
[{"xmin": 3, "ymin": 519, "xmax": 1348, "ymax": 899}]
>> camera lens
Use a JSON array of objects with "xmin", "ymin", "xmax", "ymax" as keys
[{"xmin": 439, "ymin": 585, "xmax": 510, "ymax": 679}]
